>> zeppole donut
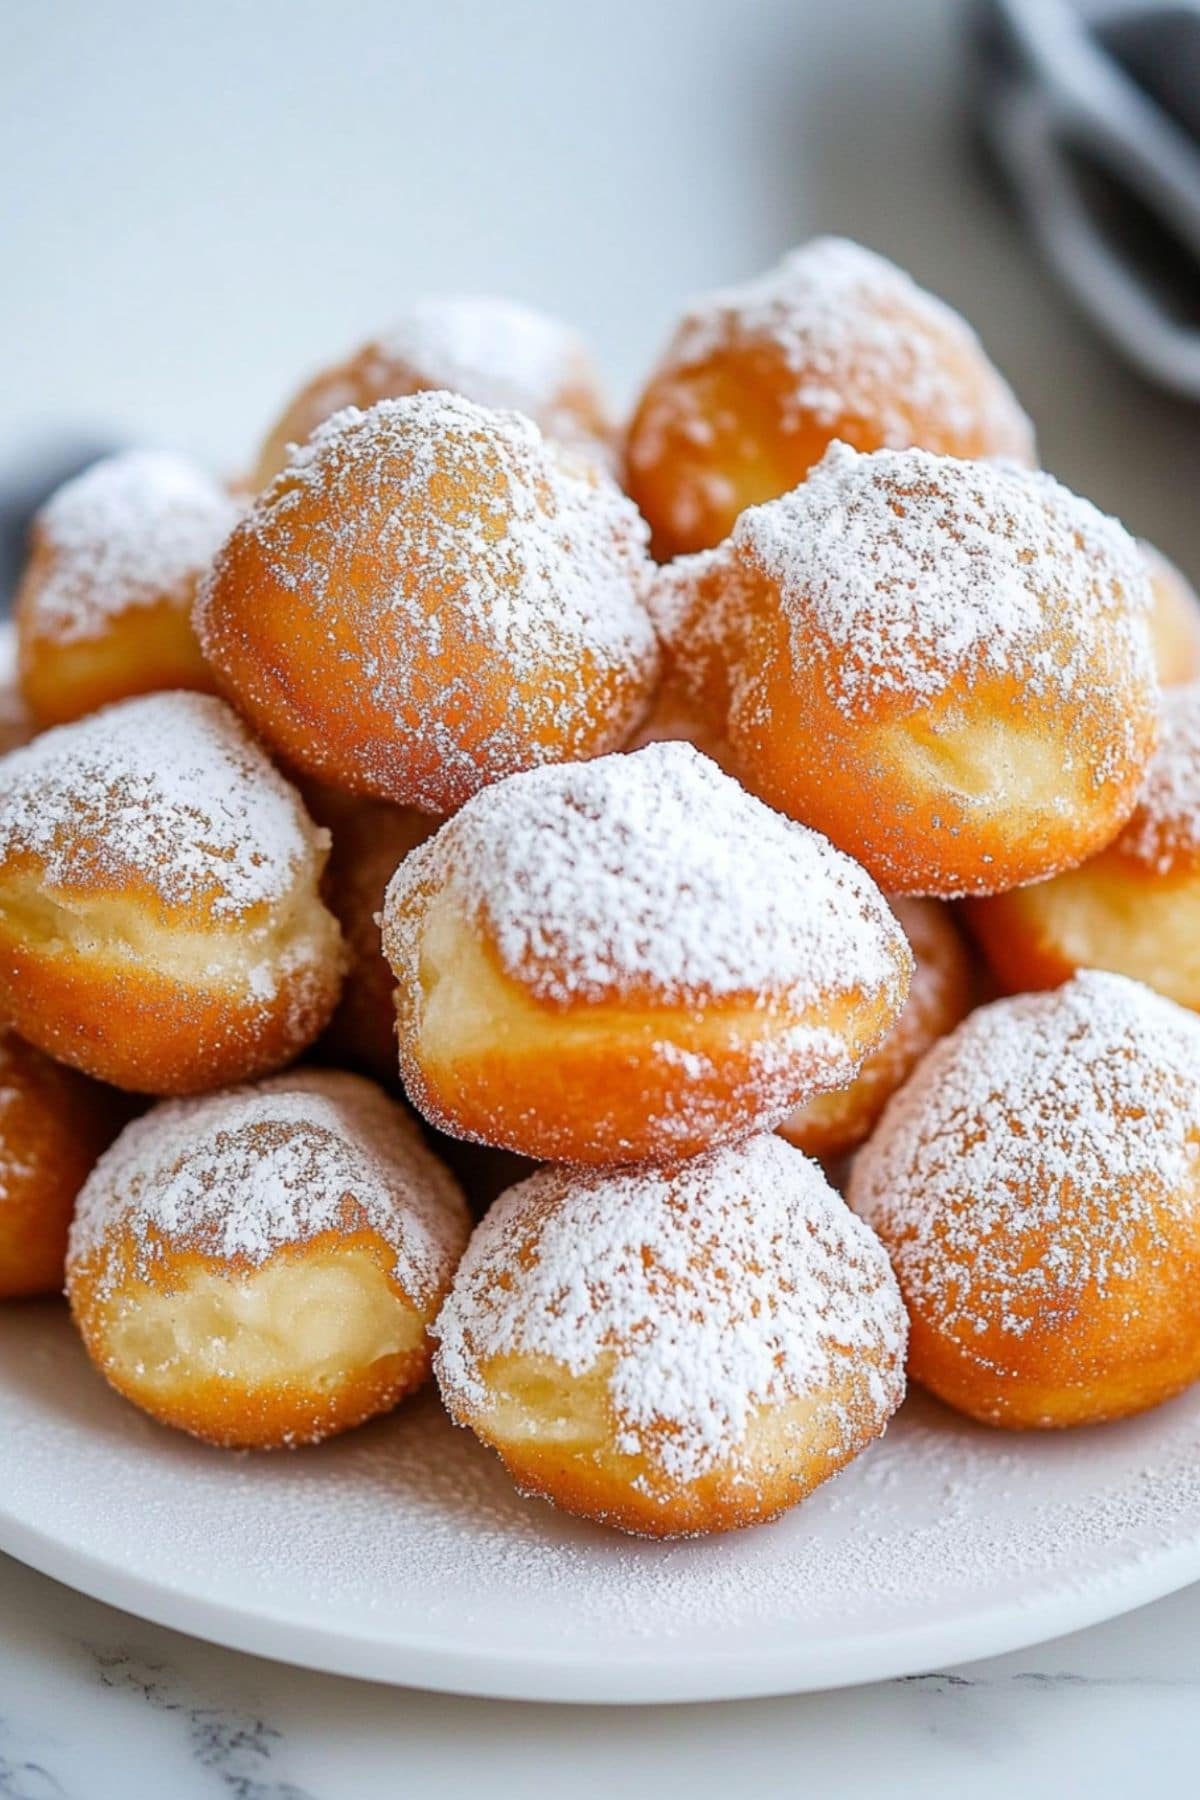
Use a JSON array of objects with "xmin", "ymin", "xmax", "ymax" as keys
[
  {"xmin": 779, "ymin": 897, "xmax": 972, "ymax": 1160},
  {"xmin": 15, "ymin": 451, "xmax": 238, "ymax": 727},
  {"xmin": 67, "ymin": 1070, "xmax": 470, "ymax": 1448},
  {"xmin": 382, "ymin": 741, "xmax": 912, "ymax": 1165},
  {"xmin": 198, "ymin": 393, "xmax": 660, "ymax": 813},
  {"xmin": 850, "ymin": 971, "xmax": 1200, "ymax": 1429},
  {"xmin": 659, "ymin": 443, "xmax": 1158, "ymax": 896},
  {"xmin": 435, "ymin": 1134, "xmax": 907, "ymax": 1537},
  {"xmin": 319, "ymin": 794, "xmax": 438, "ymax": 1081},
  {"xmin": 966, "ymin": 683, "xmax": 1200, "ymax": 1010},
  {"xmin": 255, "ymin": 295, "xmax": 613, "ymax": 486},
  {"xmin": 0, "ymin": 1030, "xmax": 127, "ymax": 1299},
  {"xmin": 625, "ymin": 236, "xmax": 1035, "ymax": 558},
  {"xmin": 0, "ymin": 691, "xmax": 343, "ymax": 1093},
  {"xmin": 1142, "ymin": 539, "xmax": 1200, "ymax": 687}
]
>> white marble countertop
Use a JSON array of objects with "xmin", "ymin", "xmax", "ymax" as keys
[{"xmin": 3, "ymin": 1551, "xmax": 1199, "ymax": 1798}]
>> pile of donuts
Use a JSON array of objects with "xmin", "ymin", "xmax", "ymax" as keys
[{"xmin": 4, "ymin": 239, "xmax": 1200, "ymax": 1541}]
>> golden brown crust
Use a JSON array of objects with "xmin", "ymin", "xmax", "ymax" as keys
[
  {"xmin": 254, "ymin": 297, "xmax": 614, "ymax": 487},
  {"xmin": 0, "ymin": 693, "xmax": 345, "ymax": 1093},
  {"xmin": 0, "ymin": 1031, "xmax": 129, "ymax": 1298},
  {"xmin": 655, "ymin": 448, "xmax": 1158, "ymax": 897},
  {"xmin": 849, "ymin": 973, "xmax": 1200, "ymax": 1430},
  {"xmin": 779, "ymin": 898, "xmax": 972, "ymax": 1158},
  {"xmin": 0, "ymin": 924, "xmax": 341, "ymax": 1094},
  {"xmin": 14, "ymin": 451, "xmax": 237, "ymax": 727},
  {"xmin": 435, "ymin": 1142, "xmax": 906, "ymax": 1536},
  {"xmin": 625, "ymin": 237, "xmax": 1034, "ymax": 559},
  {"xmin": 965, "ymin": 686, "xmax": 1200, "ymax": 1010},
  {"xmin": 67, "ymin": 1071, "xmax": 470, "ymax": 1447},
  {"xmin": 199, "ymin": 395, "xmax": 659, "ymax": 813},
  {"xmin": 472, "ymin": 1361, "xmax": 891, "ymax": 1538},
  {"xmin": 318, "ymin": 794, "xmax": 438, "ymax": 1081},
  {"xmin": 19, "ymin": 581, "xmax": 216, "ymax": 728},
  {"xmin": 392, "ymin": 930, "xmax": 906, "ymax": 1165},
  {"xmin": 383, "ymin": 745, "xmax": 911, "ymax": 1164}
]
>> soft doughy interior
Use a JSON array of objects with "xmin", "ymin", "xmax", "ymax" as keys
[
  {"xmin": 875, "ymin": 706, "xmax": 1086, "ymax": 816},
  {"xmin": 0, "ymin": 871, "xmax": 339, "ymax": 998},
  {"xmin": 1008, "ymin": 861, "xmax": 1200, "ymax": 1008},
  {"xmin": 464, "ymin": 1348, "xmax": 885, "ymax": 1536},
  {"xmin": 106, "ymin": 1245, "xmax": 424, "ymax": 1396},
  {"xmin": 407, "ymin": 896, "xmax": 892, "ymax": 1166},
  {"xmin": 417, "ymin": 895, "xmax": 869, "ymax": 1066},
  {"xmin": 736, "ymin": 647, "xmax": 1142, "ymax": 896}
]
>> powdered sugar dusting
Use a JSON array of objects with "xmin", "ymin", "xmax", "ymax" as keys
[
  {"xmin": 10, "ymin": 1311, "xmax": 1200, "ymax": 1686},
  {"xmin": 735, "ymin": 442, "xmax": 1155, "ymax": 723},
  {"xmin": 205, "ymin": 393, "xmax": 658, "ymax": 810},
  {"xmin": 849, "ymin": 971, "xmax": 1200, "ymax": 1339},
  {"xmin": 384, "ymin": 741, "xmax": 909, "ymax": 1012},
  {"xmin": 658, "ymin": 236, "xmax": 1033, "ymax": 454},
  {"xmin": 69, "ymin": 1069, "xmax": 470, "ymax": 1307},
  {"xmin": 255, "ymin": 393, "xmax": 648, "ymax": 666},
  {"xmin": 369, "ymin": 295, "xmax": 607, "ymax": 447},
  {"xmin": 22, "ymin": 450, "xmax": 239, "ymax": 646},
  {"xmin": 435, "ymin": 1135, "xmax": 906, "ymax": 1486},
  {"xmin": 0, "ymin": 691, "xmax": 324, "ymax": 918},
  {"xmin": 1117, "ymin": 684, "xmax": 1200, "ymax": 871}
]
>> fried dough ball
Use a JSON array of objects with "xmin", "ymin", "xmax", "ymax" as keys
[
  {"xmin": 67, "ymin": 1070, "xmax": 470, "ymax": 1448},
  {"xmin": 625, "ymin": 237, "xmax": 1035, "ymax": 558},
  {"xmin": 0, "ymin": 691, "xmax": 344, "ymax": 1094},
  {"xmin": 850, "ymin": 972, "xmax": 1200, "ymax": 1429},
  {"xmin": 965, "ymin": 684, "xmax": 1200, "ymax": 1009},
  {"xmin": 0, "ymin": 1031, "xmax": 128, "ymax": 1299},
  {"xmin": 1142, "ymin": 539, "xmax": 1200, "ymax": 687},
  {"xmin": 779, "ymin": 897, "xmax": 971, "ymax": 1160},
  {"xmin": 382, "ymin": 742, "xmax": 912, "ymax": 1165},
  {"xmin": 435, "ymin": 1134, "xmax": 906, "ymax": 1537},
  {"xmin": 198, "ymin": 393, "xmax": 659, "ymax": 814},
  {"xmin": 319, "ymin": 794, "xmax": 438, "ymax": 1081},
  {"xmin": 255, "ymin": 295, "xmax": 613, "ymax": 486},
  {"xmin": 15, "ymin": 451, "xmax": 238, "ymax": 727},
  {"xmin": 658, "ymin": 444, "xmax": 1158, "ymax": 896}
]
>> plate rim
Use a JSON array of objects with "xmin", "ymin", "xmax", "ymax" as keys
[{"xmin": 4, "ymin": 1501, "xmax": 1200, "ymax": 1704}]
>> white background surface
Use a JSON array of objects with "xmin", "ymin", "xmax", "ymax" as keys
[
  {"xmin": 4, "ymin": 0, "xmax": 1200, "ymax": 574},
  {"xmin": 4, "ymin": 0, "xmax": 1200, "ymax": 1790}
]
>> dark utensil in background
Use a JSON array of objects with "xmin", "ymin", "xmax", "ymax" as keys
[{"xmin": 970, "ymin": 0, "xmax": 1200, "ymax": 398}]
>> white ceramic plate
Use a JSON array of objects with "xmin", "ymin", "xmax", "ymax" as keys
[{"xmin": 4, "ymin": 1302, "xmax": 1200, "ymax": 1702}]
